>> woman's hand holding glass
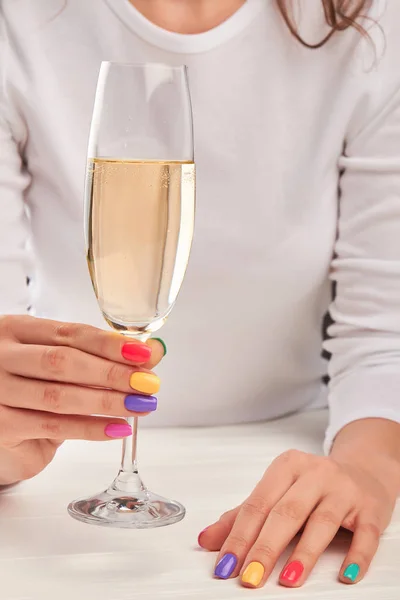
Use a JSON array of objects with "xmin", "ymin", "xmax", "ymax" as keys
[{"xmin": 0, "ymin": 315, "xmax": 165, "ymax": 486}]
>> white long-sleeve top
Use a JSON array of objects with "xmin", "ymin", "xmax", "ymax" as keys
[{"xmin": 1, "ymin": 0, "xmax": 399, "ymax": 452}]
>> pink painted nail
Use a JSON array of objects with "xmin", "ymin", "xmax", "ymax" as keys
[{"xmin": 105, "ymin": 423, "xmax": 132, "ymax": 438}]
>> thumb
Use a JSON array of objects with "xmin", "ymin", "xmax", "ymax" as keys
[{"xmin": 198, "ymin": 506, "xmax": 241, "ymax": 551}]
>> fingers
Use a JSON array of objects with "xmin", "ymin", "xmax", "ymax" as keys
[
  {"xmin": 198, "ymin": 507, "xmax": 240, "ymax": 551},
  {"xmin": 0, "ymin": 341, "xmax": 160, "ymax": 394},
  {"xmin": 212, "ymin": 453, "xmax": 303, "ymax": 580},
  {"xmin": 237, "ymin": 474, "xmax": 324, "ymax": 587},
  {"xmin": 0, "ymin": 315, "xmax": 166, "ymax": 368},
  {"xmin": 339, "ymin": 516, "xmax": 381, "ymax": 585},
  {"xmin": 1, "ymin": 374, "xmax": 157, "ymax": 417},
  {"xmin": 0, "ymin": 405, "xmax": 133, "ymax": 445},
  {"xmin": 198, "ymin": 449, "xmax": 388, "ymax": 590},
  {"xmin": 278, "ymin": 495, "xmax": 353, "ymax": 588},
  {"xmin": 144, "ymin": 338, "xmax": 166, "ymax": 369}
]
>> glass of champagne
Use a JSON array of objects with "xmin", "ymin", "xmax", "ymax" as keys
[{"xmin": 67, "ymin": 62, "xmax": 195, "ymax": 528}]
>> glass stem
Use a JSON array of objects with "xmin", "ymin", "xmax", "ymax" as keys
[
  {"xmin": 121, "ymin": 415, "xmax": 139, "ymax": 473},
  {"xmin": 111, "ymin": 332, "xmax": 150, "ymax": 496}
]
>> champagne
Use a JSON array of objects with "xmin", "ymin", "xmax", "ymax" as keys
[{"xmin": 86, "ymin": 159, "xmax": 195, "ymax": 333}]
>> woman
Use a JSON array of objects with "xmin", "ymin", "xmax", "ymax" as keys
[{"xmin": 0, "ymin": 0, "xmax": 399, "ymax": 590}]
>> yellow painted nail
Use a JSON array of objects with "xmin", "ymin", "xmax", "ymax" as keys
[
  {"xmin": 130, "ymin": 372, "xmax": 160, "ymax": 394},
  {"xmin": 241, "ymin": 562, "xmax": 265, "ymax": 587}
]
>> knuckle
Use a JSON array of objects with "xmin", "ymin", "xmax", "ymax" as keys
[
  {"xmin": 311, "ymin": 509, "xmax": 340, "ymax": 527},
  {"xmin": 105, "ymin": 362, "xmax": 126, "ymax": 388},
  {"xmin": 278, "ymin": 449, "xmax": 306, "ymax": 467},
  {"xmin": 41, "ymin": 347, "xmax": 67, "ymax": 374},
  {"xmin": 342, "ymin": 515, "xmax": 357, "ymax": 531},
  {"xmin": 99, "ymin": 390, "xmax": 118, "ymax": 414},
  {"xmin": 54, "ymin": 322, "xmax": 81, "ymax": 343},
  {"xmin": 358, "ymin": 522, "xmax": 381, "ymax": 540},
  {"xmin": 82, "ymin": 421, "xmax": 96, "ymax": 441},
  {"xmin": 40, "ymin": 417, "xmax": 62, "ymax": 438},
  {"xmin": 219, "ymin": 507, "xmax": 239, "ymax": 523},
  {"xmin": 272, "ymin": 499, "xmax": 306, "ymax": 522},
  {"xmin": 280, "ymin": 449, "xmax": 299, "ymax": 463},
  {"xmin": 252, "ymin": 542, "xmax": 277, "ymax": 561},
  {"xmin": 94, "ymin": 332, "xmax": 112, "ymax": 357},
  {"xmin": 297, "ymin": 544, "xmax": 317, "ymax": 560},
  {"xmin": 42, "ymin": 385, "xmax": 64, "ymax": 412},
  {"xmin": 227, "ymin": 534, "xmax": 250, "ymax": 552},
  {"xmin": 241, "ymin": 495, "xmax": 270, "ymax": 518}
]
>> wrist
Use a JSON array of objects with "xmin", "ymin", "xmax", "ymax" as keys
[{"xmin": 330, "ymin": 418, "xmax": 400, "ymax": 495}]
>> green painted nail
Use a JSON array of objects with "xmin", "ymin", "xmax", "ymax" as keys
[
  {"xmin": 152, "ymin": 337, "xmax": 167, "ymax": 356},
  {"xmin": 343, "ymin": 563, "xmax": 360, "ymax": 582}
]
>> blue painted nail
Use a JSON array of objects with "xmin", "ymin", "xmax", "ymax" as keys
[
  {"xmin": 124, "ymin": 394, "xmax": 157, "ymax": 413},
  {"xmin": 214, "ymin": 554, "xmax": 237, "ymax": 579},
  {"xmin": 343, "ymin": 563, "xmax": 360, "ymax": 582}
]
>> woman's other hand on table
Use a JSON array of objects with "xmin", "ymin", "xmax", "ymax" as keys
[
  {"xmin": 0, "ymin": 315, "xmax": 165, "ymax": 485},
  {"xmin": 199, "ymin": 432, "xmax": 400, "ymax": 589}
]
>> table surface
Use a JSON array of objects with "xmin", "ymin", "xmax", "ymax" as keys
[{"xmin": 1, "ymin": 409, "xmax": 399, "ymax": 600}]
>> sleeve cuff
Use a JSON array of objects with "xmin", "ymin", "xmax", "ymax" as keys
[{"xmin": 324, "ymin": 370, "xmax": 400, "ymax": 455}]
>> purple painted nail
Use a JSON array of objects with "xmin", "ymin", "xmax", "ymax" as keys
[
  {"xmin": 124, "ymin": 394, "xmax": 157, "ymax": 413},
  {"xmin": 214, "ymin": 554, "xmax": 237, "ymax": 579}
]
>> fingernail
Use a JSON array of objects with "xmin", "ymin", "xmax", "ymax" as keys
[
  {"xmin": 151, "ymin": 337, "xmax": 167, "ymax": 356},
  {"xmin": 280, "ymin": 561, "xmax": 304, "ymax": 584},
  {"xmin": 130, "ymin": 372, "xmax": 160, "ymax": 394},
  {"xmin": 343, "ymin": 563, "xmax": 360, "ymax": 582},
  {"xmin": 121, "ymin": 342, "xmax": 152, "ymax": 363},
  {"xmin": 124, "ymin": 394, "xmax": 157, "ymax": 413},
  {"xmin": 105, "ymin": 423, "xmax": 132, "ymax": 438},
  {"xmin": 214, "ymin": 554, "xmax": 237, "ymax": 579},
  {"xmin": 198, "ymin": 527, "xmax": 209, "ymax": 546},
  {"xmin": 241, "ymin": 562, "xmax": 265, "ymax": 587}
]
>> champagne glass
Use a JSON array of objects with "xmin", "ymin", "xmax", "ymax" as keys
[{"xmin": 67, "ymin": 63, "xmax": 195, "ymax": 528}]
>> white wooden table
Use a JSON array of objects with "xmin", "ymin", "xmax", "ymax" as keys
[{"xmin": 1, "ymin": 410, "xmax": 399, "ymax": 600}]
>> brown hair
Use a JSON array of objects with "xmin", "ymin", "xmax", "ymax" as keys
[{"xmin": 275, "ymin": 0, "xmax": 373, "ymax": 48}]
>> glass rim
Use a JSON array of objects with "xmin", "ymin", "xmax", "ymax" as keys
[{"xmin": 101, "ymin": 61, "xmax": 188, "ymax": 71}]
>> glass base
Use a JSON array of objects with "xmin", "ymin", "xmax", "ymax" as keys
[{"xmin": 67, "ymin": 489, "xmax": 185, "ymax": 529}]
